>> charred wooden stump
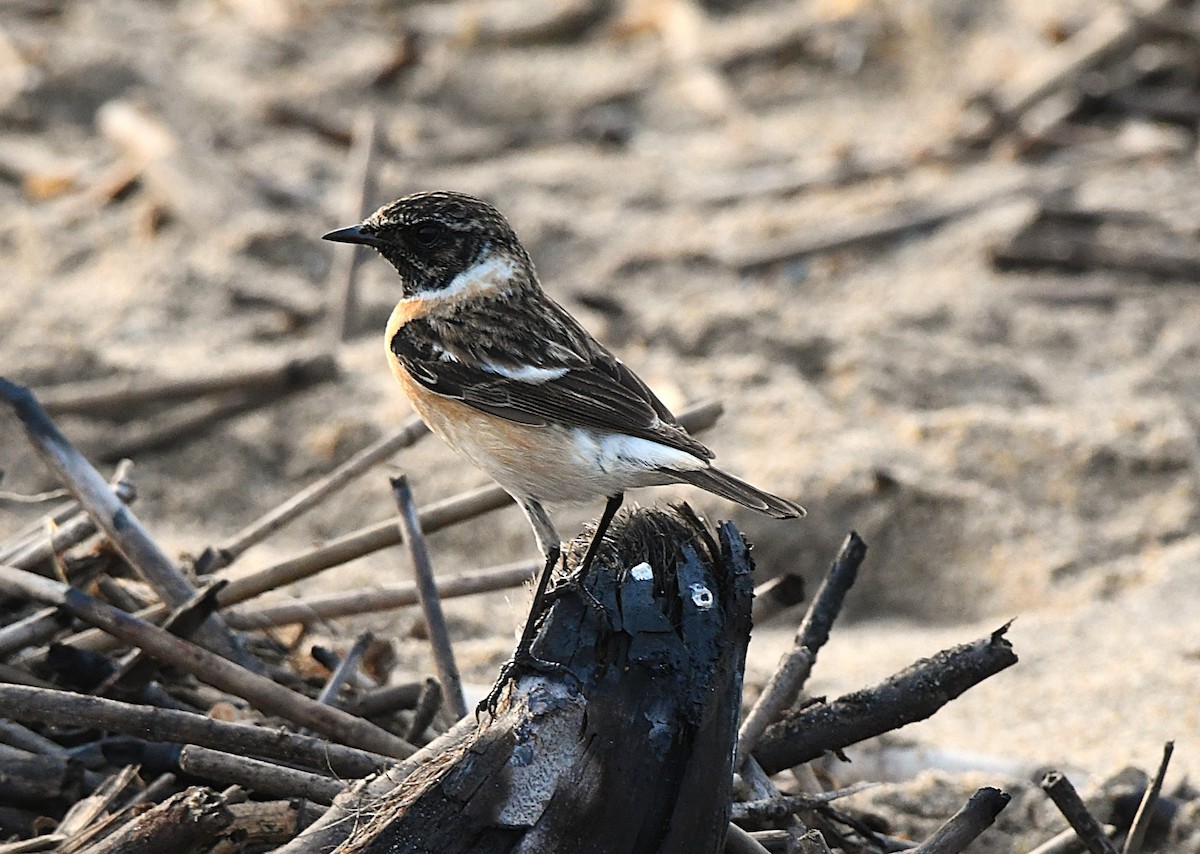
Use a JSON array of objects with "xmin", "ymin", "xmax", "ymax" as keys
[{"xmin": 340, "ymin": 504, "xmax": 754, "ymax": 854}]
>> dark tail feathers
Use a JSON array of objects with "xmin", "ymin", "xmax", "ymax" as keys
[{"xmin": 673, "ymin": 467, "xmax": 805, "ymax": 519}]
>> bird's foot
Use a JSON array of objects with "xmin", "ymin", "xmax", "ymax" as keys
[
  {"xmin": 476, "ymin": 644, "xmax": 568, "ymax": 719},
  {"xmin": 551, "ymin": 565, "xmax": 608, "ymax": 620}
]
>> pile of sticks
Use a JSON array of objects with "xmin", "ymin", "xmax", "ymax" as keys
[{"xmin": 0, "ymin": 370, "xmax": 1186, "ymax": 852}]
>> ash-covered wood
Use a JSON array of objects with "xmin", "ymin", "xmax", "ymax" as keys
[
  {"xmin": 753, "ymin": 623, "xmax": 1018, "ymax": 775},
  {"xmin": 336, "ymin": 505, "xmax": 754, "ymax": 854}
]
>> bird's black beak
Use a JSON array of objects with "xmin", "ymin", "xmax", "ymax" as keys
[{"xmin": 322, "ymin": 224, "xmax": 383, "ymax": 247}]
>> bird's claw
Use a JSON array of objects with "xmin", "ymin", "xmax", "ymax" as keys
[{"xmin": 476, "ymin": 647, "xmax": 569, "ymax": 719}]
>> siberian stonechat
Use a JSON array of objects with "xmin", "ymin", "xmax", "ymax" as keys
[{"xmin": 325, "ymin": 191, "xmax": 804, "ymax": 711}]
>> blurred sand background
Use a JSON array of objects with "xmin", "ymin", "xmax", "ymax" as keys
[{"xmin": 2, "ymin": 0, "xmax": 1199, "ymax": 848}]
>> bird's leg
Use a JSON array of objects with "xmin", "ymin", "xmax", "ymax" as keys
[
  {"xmin": 478, "ymin": 500, "xmax": 568, "ymax": 717},
  {"xmin": 555, "ymin": 493, "xmax": 624, "ymax": 615},
  {"xmin": 578, "ymin": 493, "xmax": 624, "ymax": 579}
]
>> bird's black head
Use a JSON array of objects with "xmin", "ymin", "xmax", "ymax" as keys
[{"xmin": 323, "ymin": 191, "xmax": 534, "ymax": 298}]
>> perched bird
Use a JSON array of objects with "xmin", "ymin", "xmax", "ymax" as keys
[{"xmin": 324, "ymin": 191, "xmax": 803, "ymax": 710}]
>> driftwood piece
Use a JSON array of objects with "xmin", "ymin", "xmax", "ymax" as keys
[
  {"xmin": 736, "ymin": 758, "xmax": 819, "ymax": 852},
  {"xmin": 219, "ymin": 799, "xmax": 324, "ymax": 849},
  {"xmin": 0, "ymin": 685, "xmax": 390, "ymax": 778},
  {"xmin": 754, "ymin": 623, "xmax": 1018, "ymax": 775},
  {"xmin": 391, "ymin": 475, "xmax": 467, "ymax": 719},
  {"xmin": 0, "ymin": 566, "xmax": 416, "ymax": 760},
  {"xmin": 911, "ymin": 787, "xmax": 1011, "ymax": 854},
  {"xmin": 337, "ymin": 506, "xmax": 754, "ymax": 854},
  {"xmin": 0, "ymin": 379, "xmax": 245, "ymax": 664},
  {"xmin": 737, "ymin": 532, "xmax": 866, "ymax": 767},
  {"xmin": 0, "ymin": 494, "xmax": 85, "ymax": 563}
]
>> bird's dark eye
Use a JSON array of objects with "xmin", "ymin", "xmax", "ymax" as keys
[{"xmin": 412, "ymin": 221, "xmax": 444, "ymax": 248}]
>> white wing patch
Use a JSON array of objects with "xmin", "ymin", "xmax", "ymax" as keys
[
  {"xmin": 481, "ymin": 363, "xmax": 569, "ymax": 382},
  {"xmin": 571, "ymin": 429, "xmax": 707, "ymax": 474}
]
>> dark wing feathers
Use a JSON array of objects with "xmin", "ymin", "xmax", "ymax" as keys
[{"xmin": 391, "ymin": 296, "xmax": 712, "ymax": 461}]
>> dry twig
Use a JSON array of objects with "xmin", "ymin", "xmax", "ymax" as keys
[{"xmin": 391, "ymin": 475, "xmax": 468, "ymax": 719}]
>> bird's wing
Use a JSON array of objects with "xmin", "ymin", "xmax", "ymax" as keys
[{"xmin": 390, "ymin": 297, "xmax": 713, "ymax": 461}]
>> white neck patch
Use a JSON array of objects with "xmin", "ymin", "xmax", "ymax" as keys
[{"xmin": 408, "ymin": 251, "xmax": 517, "ymax": 304}]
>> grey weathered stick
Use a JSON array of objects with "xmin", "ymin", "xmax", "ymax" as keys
[
  {"xmin": 316, "ymin": 631, "xmax": 373, "ymax": 707},
  {"xmin": 179, "ymin": 745, "xmax": 346, "ymax": 805},
  {"xmin": 911, "ymin": 787, "xmax": 1011, "ymax": 853},
  {"xmin": 311, "ymin": 643, "xmax": 377, "ymax": 691},
  {"xmin": 0, "ymin": 462, "xmax": 136, "ymax": 658},
  {"xmin": 0, "ymin": 606, "xmax": 72, "ymax": 658},
  {"xmin": 0, "ymin": 717, "xmax": 69, "ymax": 756},
  {"xmin": 0, "ymin": 460, "xmax": 131, "ymax": 566},
  {"xmin": 224, "ymin": 559, "xmax": 538, "ymax": 629},
  {"xmin": 195, "ymin": 415, "xmax": 429, "ymax": 573},
  {"xmin": 0, "ymin": 565, "xmax": 415, "ymax": 760},
  {"xmin": 1122, "ymin": 741, "xmax": 1174, "ymax": 854},
  {"xmin": 55, "ymin": 764, "xmax": 143, "ymax": 847},
  {"xmin": 406, "ymin": 677, "xmax": 442, "ymax": 742},
  {"xmin": 1040, "ymin": 770, "xmax": 1118, "ymax": 854},
  {"xmin": 0, "ymin": 379, "xmax": 245, "ymax": 663},
  {"xmin": 737, "ymin": 756, "xmax": 822, "ymax": 853},
  {"xmin": 36, "ymin": 352, "xmax": 337, "ymax": 416},
  {"xmin": 126, "ymin": 772, "xmax": 177, "ymax": 807},
  {"xmin": 737, "ymin": 532, "xmax": 867, "ymax": 767},
  {"xmin": 4, "ymin": 459, "xmax": 135, "ymax": 572},
  {"xmin": 348, "ymin": 680, "xmax": 425, "ymax": 718},
  {"xmin": 0, "ymin": 495, "xmax": 84, "ymax": 564},
  {"xmin": 62, "ymin": 491, "xmax": 522, "ymax": 651},
  {"xmin": 391, "ymin": 475, "xmax": 467, "ymax": 719},
  {"xmin": 328, "ymin": 110, "xmax": 378, "ymax": 342}
]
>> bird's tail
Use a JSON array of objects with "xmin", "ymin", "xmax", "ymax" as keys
[{"xmin": 672, "ymin": 466, "xmax": 805, "ymax": 519}]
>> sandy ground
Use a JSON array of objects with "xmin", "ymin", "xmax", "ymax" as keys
[{"xmin": 2, "ymin": 0, "xmax": 1199, "ymax": 849}]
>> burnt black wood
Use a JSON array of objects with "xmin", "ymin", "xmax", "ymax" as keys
[{"xmin": 343, "ymin": 505, "xmax": 754, "ymax": 854}]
